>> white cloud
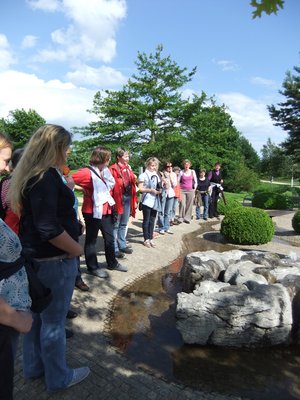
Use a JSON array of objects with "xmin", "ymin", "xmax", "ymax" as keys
[
  {"xmin": 21, "ymin": 35, "xmax": 38, "ymax": 49},
  {"xmin": 0, "ymin": 34, "xmax": 16, "ymax": 70},
  {"xmin": 26, "ymin": 0, "xmax": 62, "ymax": 12},
  {"xmin": 66, "ymin": 64, "xmax": 127, "ymax": 87},
  {"xmin": 250, "ymin": 76, "xmax": 277, "ymax": 88},
  {"xmin": 28, "ymin": 0, "xmax": 127, "ymax": 64},
  {"xmin": 212, "ymin": 59, "xmax": 239, "ymax": 72},
  {"xmin": 217, "ymin": 92, "xmax": 286, "ymax": 152},
  {"xmin": 0, "ymin": 70, "xmax": 95, "ymax": 130}
]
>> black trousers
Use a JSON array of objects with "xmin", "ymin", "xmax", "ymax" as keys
[
  {"xmin": 142, "ymin": 205, "xmax": 157, "ymax": 241},
  {"xmin": 83, "ymin": 213, "xmax": 117, "ymax": 270},
  {"xmin": 0, "ymin": 325, "xmax": 14, "ymax": 400},
  {"xmin": 209, "ymin": 187, "xmax": 219, "ymax": 218}
]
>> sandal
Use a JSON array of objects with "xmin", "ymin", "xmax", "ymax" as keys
[
  {"xmin": 143, "ymin": 240, "xmax": 151, "ymax": 248},
  {"xmin": 150, "ymin": 240, "xmax": 156, "ymax": 248}
]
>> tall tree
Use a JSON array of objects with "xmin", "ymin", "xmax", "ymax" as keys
[
  {"xmin": 86, "ymin": 45, "xmax": 197, "ymax": 149},
  {"xmin": 0, "ymin": 108, "xmax": 45, "ymax": 148},
  {"xmin": 268, "ymin": 62, "xmax": 300, "ymax": 161},
  {"xmin": 260, "ymin": 138, "xmax": 290, "ymax": 178}
]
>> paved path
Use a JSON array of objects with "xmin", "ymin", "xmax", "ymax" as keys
[{"xmin": 13, "ymin": 209, "xmax": 300, "ymax": 400}]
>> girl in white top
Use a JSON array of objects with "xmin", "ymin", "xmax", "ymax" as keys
[{"xmin": 138, "ymin": 157, "xmax": 161, "ymax": 248}]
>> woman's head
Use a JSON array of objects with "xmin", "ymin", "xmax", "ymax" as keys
[
  {"xmin": 145, "ymin": 157, "xmax": 159, "ymax": 172},
  {"xmin": 182, "ymin": 159, "xmax": 191, "ymax": 169},
  {"xmin": 89, "ymin": 146, "xmax": 111, "ymax": 167},
  {"xmin": 163, "ymin": 161, "xmax": 173, "ymax": 171},
  {"xmin": 0, "ymin": 132, "xmax": 13, "ymax": 174},
  {"xmin": 9, "ymin": 124, "xmax": 72, "ymax": 213},
  {"xmin": 115, "ymin": 147, "xmax": 129, "ymax": 164}
]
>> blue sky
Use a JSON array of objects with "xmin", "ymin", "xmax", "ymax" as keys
[{"xmin": 0, "ymin": 0, "xmax": 299, "ymax": 153}]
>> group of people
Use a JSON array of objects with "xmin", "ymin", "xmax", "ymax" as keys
[
  {"xmin": 0, "ymin": 123, "xmax": 224, "ymax": 398},
  {"xmin": 138, "ymin": 157, "xmax": 224, "ymax": 247}
]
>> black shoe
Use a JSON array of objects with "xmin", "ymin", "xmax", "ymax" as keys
[
  {"xmin": 119, "ymin": 246, "xmax": 133, "ymax": 254},
  {"xmin": 65, "ymin": 328, "xmax": 74, "ymax": 339},
  {"xmin": 67, "ymin": 310, "xmax": 78, "ymax": 319},
  {"xmin": 116, "ymin": 251, "xmax": 126, "ymax": 259},
  {"xmin": 87, "ymin": 268, "xmax": 109, "ymax": 279}
]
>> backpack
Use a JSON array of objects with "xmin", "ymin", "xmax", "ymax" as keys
[{"xmin": 0, "ymin": 176, "xmax": 9, "ymax": 220}]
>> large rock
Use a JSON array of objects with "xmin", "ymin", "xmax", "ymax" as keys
[{"xmin": 176, "ymin": 250, "xmax": 298, "ymax": 347}]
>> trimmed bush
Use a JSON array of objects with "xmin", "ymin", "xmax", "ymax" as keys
[
  {"xmin": 221, "ymin": 207, "xmax": 275, "ymax": 245},
  {"xmin": 217, "ymin": 197, "xmax": 243, "ymax": 216},
  {"xmin": 292, "ymin": 210, "xmax": 300, "ymax": 234},
  {"xmin": 252, "ymin": 192, "xmax": 290, "ymax": 210}
]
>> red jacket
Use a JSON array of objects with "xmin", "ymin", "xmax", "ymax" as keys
[
  {"xmin": 72, "ymin": 167, "xmax": 111, "ymax": 215},
  {"xmin": 110, "ymin": 163, "xmax": 137, "ymax": 217}
]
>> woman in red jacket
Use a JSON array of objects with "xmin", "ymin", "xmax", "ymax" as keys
[
  {"xmin": 110, "ymin": 148, "xmax": 137, "ymax": 258},
  {"xmin": 72, "ymin": 147, "xmax": 127, "ymax": 278}
]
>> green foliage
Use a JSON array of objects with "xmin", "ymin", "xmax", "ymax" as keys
[
  {"xmin": 87, "ymin": 44, "xmax": 197, "ymax": 148},
  {"xmin": 260, "ymin": 138, "xmax": 292, "ymax": 178},
  {"xmin": 252, "ymin": 191, "xmax": 291, "ymax": 209},
  {"xmin": 221, "ymin": 207, "xmax": 275, "ymax": 245},
  {"xmin": 217, "ymin": 197, "xmax": 243, "ymax": 216},
  {"xmin": 292, "ymin": 210, "xmax": 300, "ymax": 233},
  {"xmin": 225, "ymin": 162, "xmax": 260, "ymax": 193},
  {"xmin": 251, "ymin": 0, "xmax": 284, "ymax": 18},
  {"xmin": 268, "ymin": 64, "xmax": 300, "ymax": 162},
  {"xmin": 0, "ymin": 109, "xmax": 45, "ymax": 148}
]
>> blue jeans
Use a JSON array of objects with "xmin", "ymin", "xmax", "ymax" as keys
[
  {"xmin": 23, "ymin": 257, "xmax": 77, "ymax": 391},
  {"xmin": 113, "ymin": 194, "xmax": 131, "ymax": 252},
  {"xmin": 196, "ymin": 193, "xmax": 209, "ymax": 219},
  {"xmin": 158, "ymin": 196, "xmax": 174, "ymax": 231},
  {"xmin": 171, "ymin": 197, "xmax": 179, "ymax": 221}
]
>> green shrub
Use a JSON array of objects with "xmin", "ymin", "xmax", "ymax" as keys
[
  {"xmin": 252, "ymin": 191, "xmax": 290, "ymax": 209},
  {"xmin": 220, "ymin": 207, "xmax": 275, "ymax": 245},
  {"xmin": 292, "ymin": 211, "xmax": 300, "ymax": 234},
  {"xmin": 217, "ymin": 197, "xmax": 243, "ymax": 216}
]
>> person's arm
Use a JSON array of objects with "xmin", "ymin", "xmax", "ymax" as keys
[
  {"xmin": 49, "ymin": 231, "xmax": 83, "ymax": 257},
  {"xmin": 0, "ymin": 297, "xmax": 33, "ymax": 333}
]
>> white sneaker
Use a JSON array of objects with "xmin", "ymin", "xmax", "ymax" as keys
[{"xmin": 165, "ymin": 230, "xmax": 174, "ymax": 234}]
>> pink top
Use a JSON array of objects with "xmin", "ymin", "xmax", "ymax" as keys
[{"xmin": 180, "ymin": 171, "xmax": 195, "ymax": 190}]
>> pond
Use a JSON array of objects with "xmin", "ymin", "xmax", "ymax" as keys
[{"xmin": 108, "ymin": 223, "xmax": 300, "ymax": 400}]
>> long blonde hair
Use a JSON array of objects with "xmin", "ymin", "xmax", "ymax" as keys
[
  {"xmin": 9, "ymin": 124, "xmax": 72, "ymax": 213},
  {"xmin": 0, "ymin": 132, "xmax": 13, "ymax": 151}
]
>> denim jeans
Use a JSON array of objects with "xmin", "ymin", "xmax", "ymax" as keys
[
  {"xmin": 113, "ymin": 193, "xmax": 131, "ymax": 252},
  {"xmin": 83, "ymin": 213, "xmax": 117, "ymax": 270},
  {"xmin": 195, "ymin": 193, "xmax": 209, "ymax": 219},
  {"xmin": 158, "ymin": 196, "xmax": 174, "ymax": 231},
  {"xmin": 171, "ymin": 197, "xmax": 179, "ymax": 221},
  {"xmin": 23, "ymin": 257, "xmax": 77, "ymax": 391},
  {"xmin": 142, "ymin": 205, "xmax": 157, "ymax": 241}
]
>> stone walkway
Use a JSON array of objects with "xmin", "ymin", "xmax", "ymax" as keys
[{"xmin": 13, "ymin": 209, "xmax": 300, "ymax": 400}]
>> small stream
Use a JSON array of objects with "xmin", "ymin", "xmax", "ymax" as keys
[{"xmin": 108, "ymin": 224, "xmax": 300, "ymax": 400}]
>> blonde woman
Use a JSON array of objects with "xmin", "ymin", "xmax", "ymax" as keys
[
  {"xmin": 138, "ymin": 157, "xmax": 161, "ymax": 247},
  {"xmin": 178, "ymin": 159, "xmax": 197, "ymax": 223},
  {"xmin": 0, "ymin": 132, "xmax": 32, "ymax": 399},
  {"xmin": 10, "ymin": 125, "xmax": 90, "ymax": 392}
]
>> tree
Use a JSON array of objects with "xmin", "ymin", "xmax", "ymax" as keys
[
  {"xmin": 86, "ymin": 45, "xmax": 197, "ymax": 149},
  {"xmin": 268, "ymin": 63, "xmax": 300, "ymax": 162},
  {"xmin": 0, "ymin": 108, "xmax": 45, "ymax": 148},
  {"xmin": 260, "ymin": 138, "xmax": 290, "ymax": 178},
  {"xmin": 251, "ymin": 0, "xmax": 284, "ymax": 18},
  {"xmin": 237, "ymin": 136, "xmax": 260, "ymax": 170}
]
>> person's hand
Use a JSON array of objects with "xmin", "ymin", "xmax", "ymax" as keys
[{"xmin": 13, "ymin": 311, "xmax": 33, "ymax": 333}]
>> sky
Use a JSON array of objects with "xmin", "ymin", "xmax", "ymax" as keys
[{"xmin": 0, "ymin": 0, "xmax": 299, "ymax": 154}]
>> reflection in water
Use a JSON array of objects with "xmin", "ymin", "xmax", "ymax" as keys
[{"xmin": 109, "ymin": 223, "xmax": 300, "ymax": 400}]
